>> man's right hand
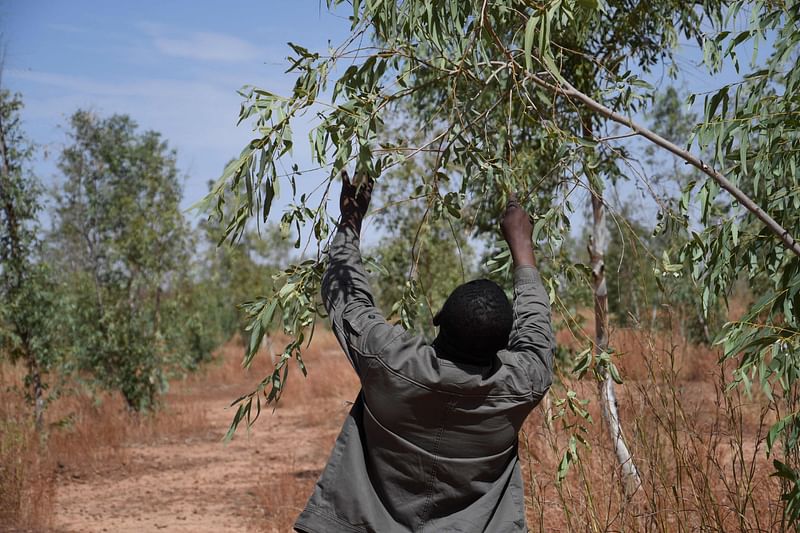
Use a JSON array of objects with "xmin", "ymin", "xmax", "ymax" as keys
[
  {"xmin": 339, "ymin": 171, "xmax": 374, "ymax": 234},
  {"xmin": 501, "ymin": 194, "xmax": 536, "ymax": 268}
]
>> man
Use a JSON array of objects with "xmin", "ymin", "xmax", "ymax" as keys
[{"xmin": 295, "ymin": 172, "xmax": 555, "ymax": 533}]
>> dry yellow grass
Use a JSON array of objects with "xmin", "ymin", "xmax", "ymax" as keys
[{"xmin": 0, "ymin": 323, "xmax": 790, "ymax": 531}]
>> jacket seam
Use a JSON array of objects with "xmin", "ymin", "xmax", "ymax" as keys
[
  {"xmin": 372, "ymin": 327, "xmax": 408, "ymax": 355},
  {"xmin": 299, "ymin": 507, "xmax": 366, "ymax": 532},
  {"xmin": 343, "ymin": 306, "xmax": 384, "ymax": 342},
  {"xmin": 343, "ymin": 305, "xmax": 405, "ymax": 356},
  {"xmin": 343, "ymin": 301, "xmax": 538, "ymax": 399},
  {"xmin": 416, "ymin": 398, "xmax": 454, "ymax": 532},
  {"xmin": 371, "ymin": 355, "xmax": 534, "ymax": 400}
]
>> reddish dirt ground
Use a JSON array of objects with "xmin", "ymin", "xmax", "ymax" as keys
[
  {"xmin": 39, "ymin": 326, "xmax": 782, "ymax": 532},
  {"xmin": 51, "ymin": 336, "xmax": 358, "ymax": 533}
]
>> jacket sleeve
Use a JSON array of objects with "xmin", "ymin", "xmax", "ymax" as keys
[
  {"xmin": 321, "ymin": 226, "xmax": 399, "ymax": 378},
  {"xmin": 507, "ymin": 265, "xmax": 555, "ymax": 396}
]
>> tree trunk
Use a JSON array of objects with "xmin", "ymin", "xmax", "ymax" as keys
[
  {"xmin": 696, "ymin": 304, "xmax": 712, "ymax": 344},
  {"xmin": 154, "ymin": 285, "xmax": 162, "ymax": 336},
  {"xmin": 589, "ymin": 191, "xmax": 642, "ymax": 498},
  {"xmin": 26, "ymin": 351, "xmax": 45, "ymax": 432},
  {"xmin": 263, "ymin": 335, "xmax": 276, "ymax": 366}
]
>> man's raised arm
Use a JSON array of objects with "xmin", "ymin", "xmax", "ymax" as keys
[
  {"xmin": 501, "ymin": 195, "xmax": 555, "ymax": 397},
  {"xmin": 321, "ymin": 172, "xmax": 389, "ymax": 376}
]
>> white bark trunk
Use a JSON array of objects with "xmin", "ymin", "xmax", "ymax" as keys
[
  {"xmin": 599, "ymin": 370, "xmax": 641, "ymax": 496},
  {"xmin": 590, "ymin": 191, "xmax": 642, "ymax": 499}
]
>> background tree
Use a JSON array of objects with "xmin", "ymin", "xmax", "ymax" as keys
[
  {"xmin": 0, "ymin": 89, "xmax": 62, "ymax": 431},
  {"xmin": 198, "ymin": 177, "xmax": 293, "ymax": 343},
  {"xmin": 50, "ymin": 110, "xmax": 193, "ymax": 412}
]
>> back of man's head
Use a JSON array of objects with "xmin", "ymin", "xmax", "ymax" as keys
[{"xmin": 433, "ymin": 279, "xmax": 513, "ymax": 364}]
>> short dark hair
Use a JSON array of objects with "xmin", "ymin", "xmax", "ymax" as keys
[{"xmin": 433, "ymin": 279, "xmax": 513, "ymax": 360}]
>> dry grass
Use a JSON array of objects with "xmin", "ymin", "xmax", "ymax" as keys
[
  {"xmin": 1, "ymin": 363, "xmax": 57, "ymax": 531},
  {"xmin": 1, "ymin": 320, "xmax": 792, "ymax": 532},
  {"xmin": 0, "ymin": 353, "xmax": 215, "ymax": 530},
  {"xmin": 0, "ymin": 403, "xmax": 56, "ymax": 530},
  {"xmin": 251, "ymin": 458, "xmax": 318, "ymax": 533},
  {"xmin": 524, "ymin": 321, "xmax": 784, "ymax": 532}
]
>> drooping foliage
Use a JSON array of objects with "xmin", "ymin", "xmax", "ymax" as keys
[
  {"xmin": 209, "ymin": 0, "xmax": 800, "ymax": 520},
  {"xmin": 206, "ymin": 0, "xmax": 720, "ymax": 434},
  {"xmin": 681, "ymin": 3, "xmax": 800, "ymax": 523}
]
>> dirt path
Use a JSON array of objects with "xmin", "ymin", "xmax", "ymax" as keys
[{"xmin": 52, "ymin": 341, "xmax": 357, "ymax": 533}]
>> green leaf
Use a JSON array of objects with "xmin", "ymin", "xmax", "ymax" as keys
[
  {"xmin": 767, "ymin": 414, "xmax": 794, "ymax": 456},
  {"xmin": 607, "ymin": 362, "xmax": 624, "ymax": 385},
  {"xmin": 524, "ymin": 14, "xmax": 539, "ymax": 72},
  {"xmin": 541, "ymin": 52, "xmax": 566, "ymax": 85},
  {"xmin": 557, "ymin": 449, "xmax": 572, "ymax": 482},
  {"xmin": 223, "ymin": 403, "xmax": 247, "ymax": 442},
  {"xmin": 571, "ymin": 348, "xmax": 592, "ymax": 379}
]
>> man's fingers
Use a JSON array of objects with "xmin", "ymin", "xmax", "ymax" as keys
[
  {"xmin": 352, "ymin": 174, "xmax": 375, "ymax": 199},
  {"xmin": 341, "ymin": 170, "xmax": 351, "ymax": 186},
  {"xmin": 363, "ymin": 175, "xmax": 375, "ymax": 193},
  {"xmin": 506, "ymin": 192, "xmax": 521, "ymax": 212},
  {"xmin": 354, "ymin": 173, "xmax": 373, "ymax": 187}
]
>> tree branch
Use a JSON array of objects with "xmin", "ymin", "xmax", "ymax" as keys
[{"xmin": 526, "ymin": 72, "xmax": 800, "ymax": 258}]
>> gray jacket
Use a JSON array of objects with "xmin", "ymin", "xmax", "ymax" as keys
[{"xmin": 295, "ymin": 227, "xmax": 555, "ymax": 533}]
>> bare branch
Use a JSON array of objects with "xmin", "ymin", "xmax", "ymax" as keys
[{"xmin": 526, "ymin": 72, "xmax": 800, "ymax": 257}]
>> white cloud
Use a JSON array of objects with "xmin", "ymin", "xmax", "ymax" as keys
[
  {"xmin": 6, "ymin": 67, "xmax": 315, "ymax": 211},
  {"xmin": 8, "ymin": 70, "xmax": 131, "ymax": 96},
  {"xmin": 8, "ymin": 68, "xmax": 249, "ymax": 150},
  {"xmin": 142, "ymin": 24, "xmax": 266, "ymax": 63},
  {"xmin": 6, "ymin": 19, "xmax": 325, "ymax": 217}
]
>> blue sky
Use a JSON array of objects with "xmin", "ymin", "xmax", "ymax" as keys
[{"xmin": 2, "ymin": 1, "xmax": 352, "ymax": 222}]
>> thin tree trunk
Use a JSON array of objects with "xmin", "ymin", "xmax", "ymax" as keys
[
  {"xmin": 264, "ymin": 335, "xmax": 276, "ymax": 367},
  {"xmin": 589, "ymin": 190, "xmax": 642, "ymax": 498},
  {"xmin": 25, "ymin": 348, "xmax": 45, "ymax": 432},
  {"xmin": 542, "ymin": 392, "xmax": 554, "ymax": 433},
  {"xmin": 84, "ymin": 172, "xmax": 107, "ymax": 317},
  {"xmin": 154, "ymin": 285, "xmax": 162, "ymax": 336},
  {"xmin": 696, "ymin": 304, "xmax": 712, "ymax": 344}
]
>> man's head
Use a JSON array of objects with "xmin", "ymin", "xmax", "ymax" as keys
[{"xmin": 433, "ymin": 279, "xmax": 513, "ymax": 363}]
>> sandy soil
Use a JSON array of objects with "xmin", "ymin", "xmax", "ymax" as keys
[
  {"xmin": 52, "ymin": 342, "xmax": 356, "ymax": 533},
  {"xmin": 43, "ymin": 328, "xmax": 778, "ymax": 532}
]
